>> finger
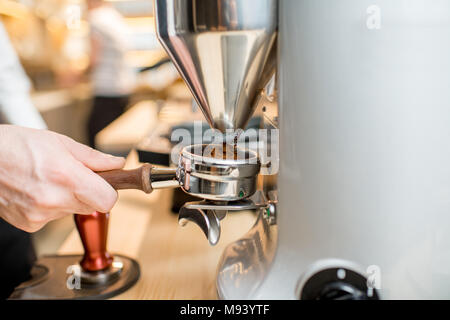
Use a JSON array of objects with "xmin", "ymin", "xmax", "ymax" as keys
[
  {"xmin": 71, "ymin": 162, "xmax": 119, "ymax": 213},
  {"xmin": 57, "ymin": 134, "xmax": 126, "ymax": 172},
  {"xmin": 66, "ymin": 198, "xmax": 98, "ymax": 216}
]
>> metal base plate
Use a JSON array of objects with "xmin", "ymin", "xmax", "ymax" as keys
[{"xmin": 8, "ymin": 254, "xmax": 140, "ymax": 300}]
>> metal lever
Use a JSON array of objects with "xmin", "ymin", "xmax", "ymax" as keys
[{"xmin": 178, "ymin": 208, "xmax": 226, "ymax": 246}]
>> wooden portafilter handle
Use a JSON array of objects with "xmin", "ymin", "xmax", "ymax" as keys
[
  {"xmin": 97, "ymin": 163, "xmax": 153, "ymax": 194},
  {"xmin": 74, "ymin": 163, "xmax": 154, "ymax": 272}
]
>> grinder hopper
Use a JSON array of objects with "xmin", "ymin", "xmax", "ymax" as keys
[{"xmin": 154, "ymin": 0, "xmax": 278, "ymax": 133}]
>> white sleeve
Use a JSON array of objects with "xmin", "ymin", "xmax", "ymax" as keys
[{"xmin": 0, "ymin": 21, "xmax": 47, "ymax": 129}]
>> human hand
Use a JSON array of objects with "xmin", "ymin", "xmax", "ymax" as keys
[{"xmin": 0, "ymin": 125, "xmax": 126, "ymax": 232}]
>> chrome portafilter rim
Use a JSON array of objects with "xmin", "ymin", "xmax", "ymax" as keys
[
  {"xmin": 177, "ymin": 144, "xmax": 261, "ymax": 201},
  {"xmin": 181, "ymin": 144, "xmax": 260, "ymax": 167}
]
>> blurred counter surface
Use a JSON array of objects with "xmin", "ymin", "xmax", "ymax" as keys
[
  {"xmin": 31, "ymin": 82, "xmax": 92, "ymax": 143},
  {"xmin": 57, "ymin": 97, "xmax": 257, "ymax": 299}
]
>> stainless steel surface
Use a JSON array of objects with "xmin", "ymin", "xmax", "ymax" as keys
[
  {"xmin": 76, "ymin": 258, "xmax": 124, "ymax": 286},
  {"xmin": 150, "ymin": 167, "xmax": 180, "ymax": 189},
  {"xmin": 179, "ymin": 191, "xmax": 271, "ymax": 246},
  {"xmin": 185, "ymin": 202, "xmax": 261, "ymax": 211},
  {"xmin": 217, "ymin": 206, "xmax": 278, "ymax": 299},
  {"xmin": 155, "ymin": 0, "xmax": 278, "ymax": 133},
  {"xmin": 9, "ymin": 254, "xmax": 140, "ymax": 300},
  {"xmin": 147, "ymin": 144, "xmax": 260, "ymax": 201},
  {"xmin": 179, "ymin": 207, "xmax": 224, "ymax": 246},
  {"xmin": 183, "ymin": 190, "xmax": 269, "ymax": 211},
  {"xmin": 178, "ymin": 144, "xmax": 260, "ymax": 201},
  {"xmin": 264, "ymin": 203, "xmax": 276, "ymax": 225},
  {"xmin": 250, "ymin": 0, "xmax": 450, "ymax": 300}
]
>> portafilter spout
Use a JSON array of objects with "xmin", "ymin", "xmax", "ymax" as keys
[{"xmin": 154, "ymin": 0, "xmax": 278, "ymax": 134}]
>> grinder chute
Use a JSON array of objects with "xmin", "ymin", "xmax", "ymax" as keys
[{"xmin": 154, "ymin": 0, "xmax": 278, "ymax": 134}]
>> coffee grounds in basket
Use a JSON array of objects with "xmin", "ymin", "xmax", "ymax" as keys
[{"xmin": 210, "ymin": 143, "xmax": 238, "ymax": 160}]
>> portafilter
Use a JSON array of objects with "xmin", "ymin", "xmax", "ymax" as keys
[{"xmin": 98, "ymin": 144, "xmax": 260, "ymax": 201}]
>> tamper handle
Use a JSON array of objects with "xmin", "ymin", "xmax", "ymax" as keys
[
  {"xmin": 98, "ymin": 163, "xmax": 153, "ymax": 194},
  {"xmin": 75, "ymin": 212, "xmax": 113, "ymax": 272}
]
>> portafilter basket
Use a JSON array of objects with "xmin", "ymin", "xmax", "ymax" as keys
[{"xmin": 177, "ymin": 144, "xmax": 261, "ymax": 201}]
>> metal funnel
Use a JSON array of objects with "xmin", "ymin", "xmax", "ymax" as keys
[{"xmin": 154, "ymin": 0, "xmax": 278, "ymax": 133}]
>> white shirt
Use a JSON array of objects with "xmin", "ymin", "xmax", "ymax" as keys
[
  {"xmin": 0, "ymin": 21, "xmax": 46, "ymax": 129},
  {"xmin": 89, "ymin": 6, "xmax": 136, "ymax": 96}
]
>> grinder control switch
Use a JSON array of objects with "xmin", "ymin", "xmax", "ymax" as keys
[{"xmin": 298, "ymin": 267, "xmax": 379, "ymax": 300}]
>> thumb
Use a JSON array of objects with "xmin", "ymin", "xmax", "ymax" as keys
[
  {"xmin": 57, "ymin": 134, "xmax": 126, "ymax": 172},
  {"xmin": 72, "ymin": 161, "xmax": 119, "ymax": 213}
]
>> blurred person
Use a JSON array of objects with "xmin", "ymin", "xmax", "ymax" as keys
[
  {"xmin": 0, "ymin": 21, "xmax": 125, "ymax": 298},
  {"xmin": 86, "ymin": 0, "xmax": 136, "ymax": 148},
  {"xmin": 0, "ymin": 22, "xmax": 47, "ymax": 130}
]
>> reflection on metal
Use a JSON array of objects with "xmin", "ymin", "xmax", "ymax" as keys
[
  {"xmin": 177, "ymin": 144, "xmax": 261, "ymax": 201},
  {"xmin": 150, "ymin": 167, "xmax": 180, "ymax": 189},
  {"xmin": 263, "ymin": 190, "xmax": 277, "ymax": 225},
  {"xmin": 9, "ymin": 254, "xmax": 140, "ymax": 300},
  {"xmin": 74, "ymin": 257, "xmax": 124, "ymax": 286},
  {"xmin": 178, "ymin": 191, "xmax": 272, "ymax": 246},
  {"xmin": 216, "ymin": 202, "xmax": 278, "ymax": 299},
  {"xmin": 149, "ymin": 144, "xmax": 261, "ymax": 201},
  {"xmin": 155, "ymin": 0, "xmax": 278, "ymax": 133},
  {"xmin": 183, "ymin": 190, "xmax": 268, "ymax": 211},
  {"xmin": 179, "ymin": 207, "xmax": 224, "ymax": 246}
]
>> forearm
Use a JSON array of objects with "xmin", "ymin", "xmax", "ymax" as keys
[
  {"xmin": 0, "ymin": 125, "xmax": 125, "ymax": 232},
  {"xmin": 0, "ymin": 60, "xmax": 47, "ymax": 129},
  {"xmin": 0, "ymin": 21, "xmax": 47, "ymax": 130}
]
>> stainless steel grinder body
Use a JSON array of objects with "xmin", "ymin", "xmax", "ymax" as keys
[
  {"xmin": 248, "ymin": 0, "xmax": 450, "ymax": 299},
  {"xmin": 156, "ymin": 0, "xmax": 450, "ymax": 299}
]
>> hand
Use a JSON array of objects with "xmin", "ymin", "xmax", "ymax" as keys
[{"xmin": 0, "ymin": 125, "xmax": 126, "ymax": 232}]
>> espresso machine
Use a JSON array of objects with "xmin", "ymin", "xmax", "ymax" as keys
[{"xmin": 153, "ymin": 0, "xmax": 450, "ymax": 300}]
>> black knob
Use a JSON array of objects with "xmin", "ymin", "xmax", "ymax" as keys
[
  {"xmin": 317, "ymin": 281, "xmax": 370, "ymax": 300},
  {"xmin": 300, "ymin": 267, "xmax": 379, "ymax": 300}
]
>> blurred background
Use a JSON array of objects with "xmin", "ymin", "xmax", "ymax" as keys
[
  {"xmin": 0, "ymin": 0, "xmax": 199, "ymax": 256},
  {"xmin": 0, "ymin": 0, "xmax": 191, "ymax": 149}
]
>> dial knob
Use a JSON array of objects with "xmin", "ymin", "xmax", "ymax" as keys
[{"xmin": 300, "ymin": 267, "xmax": 379, "ymax": 300}]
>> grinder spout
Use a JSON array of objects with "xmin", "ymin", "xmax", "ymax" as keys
[{"xmin": 154, "ymin": 0, "xmax": 278, "ymax": 133}]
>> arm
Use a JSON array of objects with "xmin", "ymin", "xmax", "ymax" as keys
[
  {"xmin": 0, "ymin": 22, "xmax": 46, "ymax": 129},
  {"xmin": 0, "ymin": 125, "xmax": 126, "ymax": 232}
]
